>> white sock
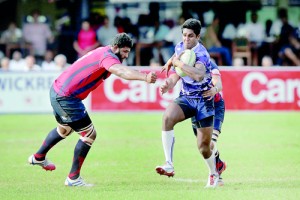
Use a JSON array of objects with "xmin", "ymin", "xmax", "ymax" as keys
[
  {"xmin": 212, "ymin": 131, "xmax": 219, "ymax": 157},
  {"xmin": 204, "ymin": 151, "xmax": 218, "ymax": 175},
  {"xmin": 211, "ymin": 141, "xmax": 217, "ymax": 156},
  {"xmin": 162, "ymin": 130, "xmax": 175, "ymax": 165}
]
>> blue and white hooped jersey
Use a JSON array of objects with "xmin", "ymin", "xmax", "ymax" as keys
[{"xmin": 175, "ymin": 42, "xmax": 212, "ymax": 98}]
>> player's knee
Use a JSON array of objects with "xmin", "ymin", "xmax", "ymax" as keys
[
  {"xmin": 198, "ymin": 141, "xmax": 211, "ymax": 157},
  {"xmin": 162, "ymin": 114, "xmax": 176, "ymax": 128},
  {"xmin": 79, "ymin": 124, "xmax": 96, "ymax": 146},
  {"xmin": 57, "ymin": 124, "xmax": 73, "ymax": 138}
]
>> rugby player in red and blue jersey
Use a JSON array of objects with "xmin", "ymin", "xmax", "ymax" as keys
[
  {"xmin": 155, "ymin": 19, "xmax": 219, "ymax": 188},
  {"xmin": 28, "ymin": 33, "xmax": 157, "ymax": 186},
  {"xmin": 192, "ymin": 61, "xmax": 227, "ymax": 186}
]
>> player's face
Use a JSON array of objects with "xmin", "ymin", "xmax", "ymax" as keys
[
  {"xmin": 182, "ymin": 28, "xmax": 200, "ymax": 49},
  {"xmin": 115, "ymin": 47, "xmax": 131, "ymax": 62}
]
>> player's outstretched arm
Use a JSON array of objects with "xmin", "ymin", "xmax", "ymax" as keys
[{"xmin": 108, "ymin": 64, "xmax": 157, "ymax": 83}]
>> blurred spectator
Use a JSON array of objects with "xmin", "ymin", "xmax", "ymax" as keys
[
  {"xmin": 96, "ymin": 15, "xmax": 118, "ymax": 46},
  {"xmin": 9, "ymin": 51, "xmax": 25, "ymax": 71},
  {"xmin": 270, "ymin": 8, "xmax": 289, "ymax": 38},
  {"xmin": 23, "ymin": 55, "xmax": 41, "ymax": 71},
  {"xmin": 244, "ymin": 11, "xmax": 265, "ymax": 65},
  {"xmin": 261, "ymin": 55, "xmax": 273, "ymax": 67},
  {"xmin": 151, "ymin": 19, "xmax": 170, "ymax": 65},
  {"xmin": 245, "ymin": 12, "xmax": 265, "ymax": 46},
  {"xmin": 123, "ymin": 17, "xmax": 139, "ymax": 41},
  {"xmin": 161, "ymin": 15, "xmax": 186, "ymax": 62},
  {"xmin": 135, "ymin": 17, "xmax": 170, "ymax": 66},
  {"xmin": 22, "ymin": 9, "xmax": 54, "ymax": 63},
  {"xmin": 90, "ymin": 12, "xmax": 103, "ymax": 31},
  {"xmin": 41, "ymin": 49, "xmax": 56, "ymax": 70},
  {"xmin": 73, "ymin": 19, "xmax": 99, "ymax": 58},
  {"xmin": 54, "ymin": 54, "xmax": 70, "ymax": 70},
  {"xmin": 233, "ymin": 57, "xmax": 244, "ymax": 66},
  {"xmin": 277, "ymin": 11, "xmax": 300, "ymax": 66},
  {"xmin": 203, "ymin": 15, "xmax": 232, "ymax": 66},
  {"xmin": 114, "ymin": 16, "xmax": 124, "ymax": 33},
  {"xmin": 122, "ymin": 17, "xmax": 139, "ymax": 65},
  {"xmin": 222, "ymin": 23, "xmax": 237, "ymax": 41},
  {"xmin": 0, "ymin": 57, "xmax": 10, "ymax": 71},
  {"xmin": 0, "ymin": 22, "xmax": 23, "ymax": 43},
  {"xmin": 265, "ymin": 19, "xmax": 274, "ymax": 42}
]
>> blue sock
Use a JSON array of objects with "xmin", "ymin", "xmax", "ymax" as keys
[
  {"xmin": 68, "ymin": 139, "xmax": 91, "ymax": 180},
  {"xmin": 35, "ymin": 128, "xmax": 64, "ymax": 161}
]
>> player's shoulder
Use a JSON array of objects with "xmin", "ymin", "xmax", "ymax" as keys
[
  {"xmin": 193, "ymin": 43, "xmax": 210, "ymax": 65},
  {"xmin": 193, "ymin": 43, "xmax": 209, "ymax": 56},
  {"xmin": 175, "ymin": 42, "xmax": 184, "ymax": 55}
]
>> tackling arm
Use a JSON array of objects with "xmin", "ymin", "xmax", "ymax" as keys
[
  {"xmin": 108, "ymin": 64, "xmax": 157, "ymax": 83},
  {"xmin": 202, "ymin": 70, "xmax": 223, "ymax": 99}
]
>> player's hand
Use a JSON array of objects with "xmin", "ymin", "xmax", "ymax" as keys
[
  {"xmin": 161, "ymin": 62, "xmax": 172, "ymax": 77},
  {"xmin": 160, "ymin": 79, "xmax": 170, "ymax": 95},
  {"xmin": 202, "ymin": 87, "xmax": 218, "ymax": 100},
  {"xmin": 172, "ymin": 51, "xmax": 184, "ymax": 68},
  {"xmin": 145, "ymin": 72, "xmax": 157, "ymax": 83}
]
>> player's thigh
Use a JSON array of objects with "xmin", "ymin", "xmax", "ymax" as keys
[
  {"xmin": 196, "ymin": 124, "xmax": 213, "ymax": 148},
  {"xmin": 163, "ymin": 102, "xmax": 185, "ymax": 123}
]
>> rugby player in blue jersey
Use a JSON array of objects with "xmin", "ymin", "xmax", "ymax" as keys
[{"xmin": 155, "ymin": 18, "xmax": 220, "ymax": 188}]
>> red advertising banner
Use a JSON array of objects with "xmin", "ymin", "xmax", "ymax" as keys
[
  {"xmin": 221, "ymin": 67, "xmax": 300, "ymax": 110},
  {"xmin": 91, "ymin": 67, "xmax": 179, "ymax": 111},
  {"xmin": 91, "ymin": 67, "xmax": 300, "ymax": 111}
]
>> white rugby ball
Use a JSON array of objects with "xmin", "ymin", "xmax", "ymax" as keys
[{"xmin": 175, "ymin": 49, "xmax": 196, "ymax": 77}]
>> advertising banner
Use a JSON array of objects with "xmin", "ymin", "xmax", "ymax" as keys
[
  {"xmin": 91, "ymin": 67, "xmax": 180, "ymax": 111},
  {"xmin": 0, "ymin": 72, "xmax": 57, "ymax": 113},
  {"xmin": 1, "ymin": 67, "xmax": 299, "ymax": 113},
  {"xmin": 221, "ymin": 68, "xmax": 300, "ymax": 110},
  {"xmin": 91, "ymin": 67, "xmax": 300, "ymax": 111}
]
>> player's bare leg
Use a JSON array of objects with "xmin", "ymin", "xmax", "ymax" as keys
[
  {"xmin": 196, "ymin": 127, "xmax": 219, "ymax": 188},
  {"xmin": 156, "ymin": 103, "xmax": 185, "ymax": 177}
]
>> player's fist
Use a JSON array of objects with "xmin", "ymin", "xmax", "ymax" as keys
[
  {"xmin": 160, "ymin": 79, "xmax": 170, "ymax": 95},
  {"xmin": 146, "ymin": 72, "xmax": 157, "ymax": 83}
]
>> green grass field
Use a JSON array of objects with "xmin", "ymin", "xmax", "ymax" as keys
[{"xmin": 0, "ymin": 112, "xmax": 300, "ymax": 200}]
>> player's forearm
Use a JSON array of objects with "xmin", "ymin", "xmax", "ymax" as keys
[
  {"xmin": 112, "ymin": 65, "xmax": 147, "ymax": 82},
  {"xmin": 174, "ymin": 60, "xmax": 204, "ymax": 81},
  {"xmin": 212, "ymin": 75, "xmax": 222, "ymax": 93}
]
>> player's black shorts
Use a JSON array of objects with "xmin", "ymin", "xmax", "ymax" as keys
[
  {"xmin": 191, "ymin": 98, "xmax": 225, "ymax": 135},
  {"xmin": 50, "ymin": 86, "xmax": 91, "ymax": 131}
]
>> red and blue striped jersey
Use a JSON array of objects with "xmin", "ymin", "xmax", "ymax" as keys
[{"xmin": 53, "ymin": 46, "xmax": 121, "ymax": 100}]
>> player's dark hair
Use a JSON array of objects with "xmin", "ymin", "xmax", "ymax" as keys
[
  {"xmin": 181, "ymin": 18, "xmax": 202, "ymax": 36},
  {"xmin": 112, "ymin": 33, "xmax": 133, "ymax": 48}
]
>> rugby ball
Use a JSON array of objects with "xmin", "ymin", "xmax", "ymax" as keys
[{"xmin": 175, "ymin": 49, "xmax": 196, "ymax": 77}]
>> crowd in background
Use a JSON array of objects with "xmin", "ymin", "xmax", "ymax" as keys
[{"xmin": 0, "ymin": 5, "xmax": 300, "ymax": 72}]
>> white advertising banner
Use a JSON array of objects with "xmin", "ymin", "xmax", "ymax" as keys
[{"xmin": 0, "ymin": 72, "xmax": 58, "ymax": 113}]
